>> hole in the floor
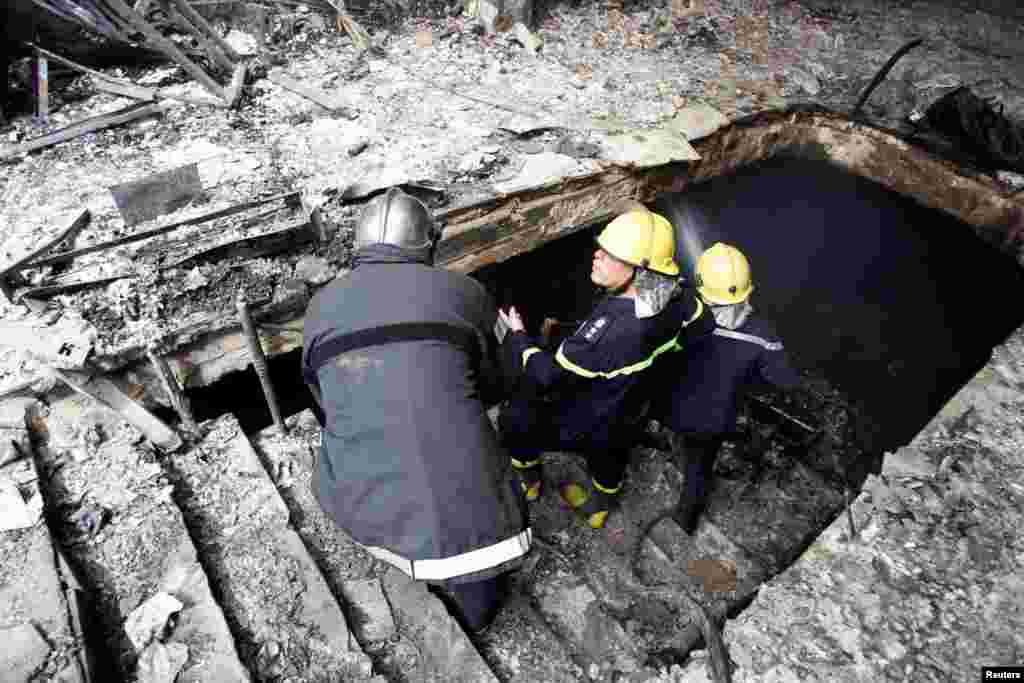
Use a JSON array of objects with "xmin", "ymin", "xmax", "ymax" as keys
[
  {"xmin": 180, "ymin": 157, "xmax": 1024, "ymax": 475},
  {"xmin": 183, "ymin": 347, "xmax": 318, "ymax": 433}
]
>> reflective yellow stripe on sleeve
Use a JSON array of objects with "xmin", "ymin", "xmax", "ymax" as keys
[
  {"xmin": 522, "ymin": 347, "xmax": 542, "ymax": 370},
  {"xmin": 673, "ymin": 298, "xmax": 705, "ymax": 351},
  {"xmin": 555, "ymin": 333, "xmax": 681, "ymax": 379}
]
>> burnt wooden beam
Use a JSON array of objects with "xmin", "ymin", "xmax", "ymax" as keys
[
  {"xmin": 23, "ymin": 191, "xmax": 300, "ymax": 271},
  {"xmin": 225, "ymin": 63, "xmax": 247, "ymax": 108},
  {"xmin": 147, "ymin": 347, "xmax": 198, "ymax": 433},
  {"xmin": 98, "ymin": 108, "xmax": 1024, "ymax": 385},
  {"xmin": 52, "ymin": 368, "xmax": 183, "ymax": 452},
  {"xmin": 0, "ymin": 208, "xmax": 90, "ymax": 301},
  {"xmin": 168, "ymin": 0, "xmax": 242, "ymax": 62},
  {"xmin": 103, "ymin": 0, "xmax": 227, "ymax": 99},
  {"xmin": 163, "ymin": 0, "xmax": 235, "ymax": 73},
  {"xmin": 167, "ymin": 216, "xmax": 320, "ymax": 269},
  {"xmin": 267, "ymin": 70, "xmax": 354, "ymax": 116},
  {"xmin": 28, "ymin": 43, "xmax": 155, "ymax": 101},
  {"xmin": 0, "ymin": 102, "xmax": 171, "ymax": 162}
]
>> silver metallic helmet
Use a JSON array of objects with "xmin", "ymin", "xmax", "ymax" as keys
[{"xmin": 354, "ymin": 187, "xmax": 438, "ymax": 251}]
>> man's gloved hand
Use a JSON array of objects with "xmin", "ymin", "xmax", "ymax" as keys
[{"xmin": 498, "ymin": 306, "xmax": 526, "ymax": 334}]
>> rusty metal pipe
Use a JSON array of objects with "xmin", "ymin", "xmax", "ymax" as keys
[{"xmin": 236, "ymin": 291, "xmax": 287, "ymax": 434}]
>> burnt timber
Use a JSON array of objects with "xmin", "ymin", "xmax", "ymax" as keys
[{"xmin": 126, "ymin": 108, "xmax": 1024, "ymax": 389}]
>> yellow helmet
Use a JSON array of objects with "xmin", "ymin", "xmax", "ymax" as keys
[
  {"xmin": 696, "ymin": 242, "xmax": 753, "ymax": 304},
  {"xmin": 596, "ymin": 210, "xmax": 680, "ymax": 277}
]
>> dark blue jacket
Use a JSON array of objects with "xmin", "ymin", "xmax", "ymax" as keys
[
  {"xmin": 503, "ymin": 292, "xmax": 712, "ymax": 446},
  {"xmin": 302, "ymin": 245, "xmax": 527, "ymax": 581},
  {"xmin": 653, "ymin": 316, "xmax": 799, "ymax": 435}
]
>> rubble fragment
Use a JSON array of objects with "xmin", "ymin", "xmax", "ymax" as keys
[
  {"xmin": 125, "ymin": 591, "xmax": 184, "ymax": 651},
  {"xmin": 135, "ymin": 641, "xmax": 190, "ymax": 683},
  {"xmin": 0, "ymin": 623, "xmax": 52, "ymax": 682},
  {"xmin": 0, "ymin": 478, "xmax": 43, "ymax": 531}
]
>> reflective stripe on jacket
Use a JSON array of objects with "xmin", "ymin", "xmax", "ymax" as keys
[
  {"xmin": 302, "ymin": 249, "xmax": 528, "ymax": 580},
  {"xmin": 652, "ymin": 316, "xmax": 800, "ymax": 435},
  {"xmin": 502, "ymin": 291, "xmax": 712, "ymax": 444}
]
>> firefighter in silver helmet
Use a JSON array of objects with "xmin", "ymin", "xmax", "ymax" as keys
[{"xmin": 302, "ymin": 188, "xmax": 528, "ymax": 632}]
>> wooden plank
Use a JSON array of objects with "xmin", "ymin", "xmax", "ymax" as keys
[
  {"xmin": 91, "ymin": 77, "xmax": 157, "ymax": 101},
  {"xmin": 52, "ymin": 368, "xmax": 183, "ymax": 452},
  {"xmin": 0, "ymin": 101, "xmax": 171, "ymax": 161},
  {"xmin": 147, "ymin": 348, "xmax": 198, "ymax": 433},
  {"xmin": 169, "ymin": 0, "xmax": 242, "ymax": 62},
  {"xmin": 0, "ymin": 208, "xmax": 91, "ymax": 300},
  {"xmin": 109, "ymin": 163, "xmax": 206, "ymax": 227},
  {"xmin": 28, "ymin": 43, "xmax": 155, "ymax": 101},
  {"xmin": 165, "ymin": 3, "xmax": 235, "ymax": 72},
  {"xmin": 23, "ymin": 191, "xmax": 301, "ymax": 271},
  {"xmin": 15, "ymin": 275, "xmax": 130, "ymax": 302},
  {"xmin": 167, "ymin": 218, "xmax": 319, "ymax": 269},
  {"xmin": 103, "ymin": 0, "xmax": 227, "ymax": 99},
  {"xmin": 267, "ymin": 69, "xmax": 351, "ymax": 114}
]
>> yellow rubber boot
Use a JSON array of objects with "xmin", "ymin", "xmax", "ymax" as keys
[
  {"xmin": 560, "ymin": 479, "xmax": 621, "ymax": 529},
  {"xmin": 511, "ymin": 458, "xmax": 543, "ymax": 501}
]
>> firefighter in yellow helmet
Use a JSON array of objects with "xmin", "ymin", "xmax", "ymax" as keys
[
  {"xmin": 650, "ymin": 242, "xmax": 801, "ymax": 533},
  {"xmin": 496, "ymin": 210, "xmax": 713, "ymax": 529}
]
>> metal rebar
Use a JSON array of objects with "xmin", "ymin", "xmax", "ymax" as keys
[
  {"xmin": 845, "ymin": 487, "xmax": 857, "ymax": 540},
  {"xmin": 146, "ymin": 346, "xmax": 198, "ymax": 434},
  {"xmin": 236, "ymin": 291, "xmax": 287, "ymax": 434}
]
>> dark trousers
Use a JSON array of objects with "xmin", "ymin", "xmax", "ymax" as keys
[
  {"xmin": 498, "ymin": 396, "xmax": 631, "ymax": 489},
  {"xmin": 671, "ymin": 432, "xmax": 725, "ymax": 526},
  {"xmin": 431, "ymin": 574, "xmax": 505, "ymax": 633}
]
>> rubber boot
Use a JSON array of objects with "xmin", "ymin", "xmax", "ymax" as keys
[
  {"xmin": 511, "ymin": 457, "xmax": 543, "ymax": 501},
  {"xmin": 560, "ymin": 478, "xmax": 621, "ymax": 529}
]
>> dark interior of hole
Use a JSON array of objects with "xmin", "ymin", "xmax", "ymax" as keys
[{"xmin": 182, "ymin": 158, "xmax": 1024, "ymax": 468}]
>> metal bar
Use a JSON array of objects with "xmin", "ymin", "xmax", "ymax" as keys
[
  {"xmin": 102, "ymin": 0, "xmax": 227, "ymax": 99},
  {"xmin": 23, "ymin": 191, "xmax": 300, "ymax": 270},
  {"xmin": 147, "ymin": 347, "xmax": 199, "ymax": 434},
  {"xmin": 168, "ymin": 0, "xmax": 242, "ymax": 62},
  {"xmin": 237, "ymin": 291, "xmax": 287, "ymax": 434},
  {"xmin": 34, "ymin": 53, "xmax": 49, "ymax": 122}
]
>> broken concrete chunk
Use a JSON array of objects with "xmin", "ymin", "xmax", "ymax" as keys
[
  {"xmin": 0, "ymin": 479, "xmax": 42, "ymax": 531},
  {"xmin": 125, "ymin": 592, "xmax": 184, "ymax": 651},
  {"xmin": 513, "ymin": 23, "xmax": 542, "ymax": 54},
  {"xmin": 881, "ymin": 447, "xmax": 936, "ymax": 479},
  {"xmin": 668, "ymin": 102, "xmax": 728, "ymax": 141},
  {"xmin": 0, "ymin": 623, "xmax": 51, "ymax": 681},
  {"xmin": 599, "ymin": 126, "xmax": 701, "ymax": 168},
  {"xmin": 294, "ymin": 255, "xmax": 336, "ymax": 286},
  {"xmin": 341, "ymin": 578, "xmax": 397, "ymax": 642},
  {"xmin": 492, "ymin": 152, "xmax": 585, "ymax": 194},
  {"xmin": 135, "ymin": 641, "xmax": 189, "ymax": 683}
]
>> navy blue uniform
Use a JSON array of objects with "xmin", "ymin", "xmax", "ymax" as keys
[
  {"xmin": 302, "ymin": 246, "xmax": 529, "ymax": 589},
  {"xmin": 654, "ymin": 317, "xmax": 800, "ymax": 435},
  {"xmin": 651, "ymin": 315, "xmax": 799, "ymax": 532},
  {"xmin": 501, "ymin": 292, "xmax": 712, "ymax": 488}
]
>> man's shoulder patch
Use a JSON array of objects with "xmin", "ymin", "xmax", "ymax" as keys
[{"xmin": 576, "ymin": 316, "xmax": 613, "ymax": 344}]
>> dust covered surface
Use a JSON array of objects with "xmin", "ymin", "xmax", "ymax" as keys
[
  {"xmin": 31, "ymin": 393, "xmax": 198, "ymax": 678},
  {"xmin": 720, "ymin": 322, "xmax": 1024, "ymax": 681},
  {"xmin": 2, "ymin": 0, "xmax": 1022, "ymax": 392}
]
